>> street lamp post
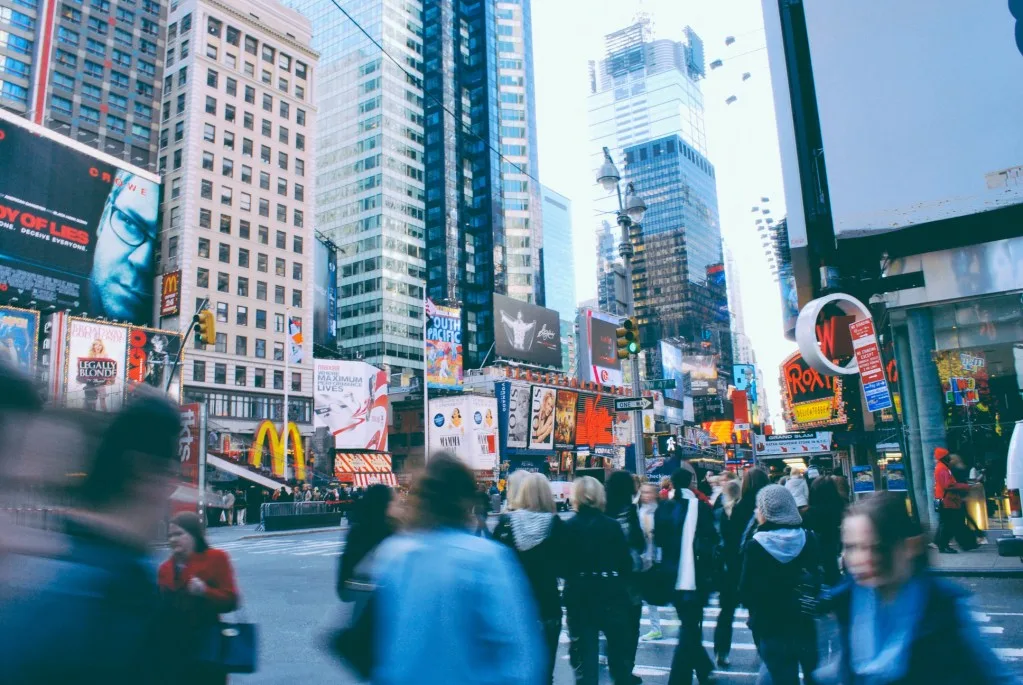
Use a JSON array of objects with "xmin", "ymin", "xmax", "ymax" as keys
[{"xmin": 597, "ymin": 147, "xmax": 648, "ymax": 478}]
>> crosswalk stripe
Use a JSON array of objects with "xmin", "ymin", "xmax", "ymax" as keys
[
  {"xmin": 995, "ymin": 648, "xmax": 1023, "ymax": 660},
  {"xmin": 640, "ymin": 618, "xmax": 748, "ymax": 630},
  {"xmin": 981, "ymin": 626, "xmax": 1005, "ymax": 635}
]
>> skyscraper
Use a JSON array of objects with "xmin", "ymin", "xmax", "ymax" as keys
[
  {"xmin": 285, "ymin": 0, "xmax": 426, "ymax": 379},
  {"xmin": 423, "ymin": 0, "xmax": 544, "ymax": 369},
  {"xmin": 159, "ymin": 0, "xmax": 318, "ymax": 442},
  {"xmin": 541, "ymin": 185, "xmax": 575, "ymax": 370},
  {"xmin": 0, "ymin": 0, "xmax": 167, "ymax": 170}
]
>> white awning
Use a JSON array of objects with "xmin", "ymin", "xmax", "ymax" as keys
[
  {"xmin": 351, "ymin": 473, "xmax": 398, "ymax": 488},
  {"xmin": 207, "ymin": 454, "xmax": 283, "ymax": 491}
]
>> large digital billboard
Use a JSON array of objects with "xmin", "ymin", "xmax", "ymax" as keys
[
  {"xmin": 660, "ymin": 341, "xmax": 686, "ymax": 402},
  {"xmin": 577, "ymin": 308, "xmax": 623, "ymax": 386},
  {"xmin": 313, "ymin": 359, "xmax": 389, "ymax": 451},
  {"xmin": 493, "ymin": 293, "xmax": 562, "ymax": 368},
  {"xmin": 426, "ymin": 302, "xmax": 463, "ymax": 390},
  {"xmin": 681, "ymin": 355, "xmax": 718, "ymax": 396},
  {"xmin": 0, "ymin": 113, "xmax": 161, "ymax": 324},
  {"xmin": 312, "ymin": 238, "xmax": 337, "ymax": 349}
]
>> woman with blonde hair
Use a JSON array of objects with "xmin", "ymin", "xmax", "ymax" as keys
[{"xmin": 493, "ymin": 472, "xmax": 565, "ymax": 684}]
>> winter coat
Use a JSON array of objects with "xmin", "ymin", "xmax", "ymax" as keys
[
  {"xmin": 784, "ymin": 476, "xmax": 809, "ymax": 508},
  {"xmin": 935, "ymin": 461, "xmax": 970, "ymax": 509},
  {"xmin": 337, "ymin": 519, "xmax": 394, "ymax": 601},
  {"xmin": 801, "ymin": 505, "xmax": 844, "ymax": 586},
  {"xmin": 493, "ymin": 511, "xmax": 565, "ymax": 621},
  {"xmin": 739, "ymin": 523, "xmax": 818, "ymax": 640},
  {"xmin": 731, "ymin": 494, "xmax": 759, "ymax": 555},
  {"xmin": 561, "ymin": 506, "xmax": 634, "ymax": 617},
  {"xmin": 609, "ymin": 503, "xmax": 647, "ymax": 605},
  {"xmin": 157, "ymin": 548, "xmax": 239, "ymax": 631},
  {"xmin": 717, "ymin": 504, "xmax": 747, "ymax": 588},
  {"xmin": 652, "ymin": 495, "xmax": 719, "ymax": 595},
  {"xmin": 824, "ymin": 574, "xmax": 1019, "ymax": 685}
]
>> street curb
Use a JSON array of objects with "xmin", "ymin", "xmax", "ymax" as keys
[
  {"xmin": 931, "ymin": 567, "xmax": 1023, "ymax": 579},
  {"xmin": 231, "ymin": 526, "xmax": 346, "ymax": 541}
]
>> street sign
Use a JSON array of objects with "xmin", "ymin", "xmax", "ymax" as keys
[
  {"xmin": 615, "ymin": 396, "xmax": 653, "ymax": 412},
  {"xmin": 645, "ymin": 378, "xmax": 677, "ymax": 391},
  {"xmin": 849, "ymin": 319, "xmax": 893, "ymax": 413}
]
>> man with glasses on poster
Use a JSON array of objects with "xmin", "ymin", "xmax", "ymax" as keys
[{"xmin": 89, "ymin": 170, "xmax": 159, "ymax": 323}]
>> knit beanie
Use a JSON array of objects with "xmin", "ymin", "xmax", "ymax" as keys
[{"xmin": 756, "ymin": 484, "xmax": 802, "ymax": 526}]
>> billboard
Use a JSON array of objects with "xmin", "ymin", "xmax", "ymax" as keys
[
  {"xmin": 681, "ymin": 355, "xmax": 718, "ymax": 396},
  {"xmin": 528, "ymin": 385, "xmax": 557, "ymax": 450},
  {"xmin": 0, "ymin": 113, "xmax": 161, "ymax": 324},
  {"xmin": 553, "ymin": 390, "xmax": 579, "ymax": 450},
  {"xmin": 754, "ymin": 431, "xmax": 832, "ymax": 458},
  {"xmin": 64, "ymin": 318, "xmax": 127, "ymax": 411},
  {"xmin": 426, "ymin": 303, "xmax": 463, "ymax": 390},
  {"xmin": 660, "ymin": 341, "xmax": 686, "ymax": 402},
  {"xmin": 428, "ymin": 396, "xmax": 498, "ymax": 470},
  {"xmin": 160, "ymin": 271, "xmax": 181, "ymax": 317},
  {"xmin": 493, "ymin": 293, "xmax": 562, "ymax": 368},
  {"xmin": 577, "ymin": 308, "xmax": 622, "ymax": 386},
  {"xmin": 0, "ymin": 305, "xmax": 38, "ymax": 373},
  {"xmin": 126, "ymin": 326, "xmax": 183, "ymax": 400},
  {"xmin": 781, "ymin": 350, "xmax": 848, "ymax": 429},
  {"xmin": 799, "ymin": 3, "xmax": 1023, "ymax": 236},
  {"xmin": 574, "ymin": 392, "xmax": 618, "ymax": 456},
  {"xmin": 499, "ymin": 382, "xmax": 532, "ymax": 450},
  {"xmin": 313, "ymin": 238, "xmax": 338, "ymax": 349},
  {"xmin": 313, "ymin": 359, "xmax": 389, "ymax": 451}
]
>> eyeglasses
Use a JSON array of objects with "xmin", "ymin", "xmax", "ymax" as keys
[{"xmin": 107, "ymin": 205, "xmax": 158, "ymax": 247}]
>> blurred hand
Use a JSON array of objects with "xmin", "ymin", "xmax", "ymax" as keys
[{"xmin": 187, "ymin": 577, "xmax": 207, "ymax": 596}]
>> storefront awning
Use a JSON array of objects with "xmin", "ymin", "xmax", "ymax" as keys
[
  {"xmin": 207, "ymin": 454, "xmax": 284, "ymax": 491},
  {"xmin": 334, "ymin": 452, "xmax": 392, "ymax": 474},
  {"xmin": 349, "ymin": 472, "xmax": 398, "ymax": 488}
]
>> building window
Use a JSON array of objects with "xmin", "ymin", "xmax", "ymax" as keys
[
  {"xmin": 273, "ymin": 370, "xmax": 283, "ymax": 390},
  {"xmin": 224, "ymin": 131, "xmax": 235, "ymax": 150},
  {"xmin": 239, "ymin": 221, "xmax": 251, "ymax": 239},
  {"xmin": 296, "ymin": 109, "xmax": 306, "ymax": 126},
  {"xmin": 236, "ymin": 305, "xmax": 248, "ymax": 326},
  {"xmin": 170, "ymin": 177, "xmax": 181, "ymax": 199},
  {"xmin": 218, "ymin": 243, "xmax": 230, "ymax": 263},
  {"xmin": 238, "ymin": 248, "xmax": 249, "ymax": 268},
  {"xmin": 274, "ymin": 285, "xmax": 285, "ymax": 305},
  {"xmin": 207, "ymin": 16, "xmax": 222, "ymax": 37},
  {"xmin": 293, "ymin": 210, "xmax": 303, "ymax": 228},
  {"xmin": 293, "ymin": 184, "xmax": 304, "ymax": 202},
  {"xmin": 80, "ymin": 106, "xmax": 100, "ymax": 124},
  {"xmin": 241, "ymin": 164, "xmax": 252, "ymax": 184},
  {"xmin": 174, "ymin": 120, "xmax": 185, "ymax": 142},
  {"xmin": 213, "ymin": 333, "xmax": 227, "ymax": 354},
  {"xmin": 201, "ymin": 180, "xmax": 213, "ymax": 199},
  {"xmin": 214, "ymin": 363, "xmax": 226, "ymax": 384},
  {"xmin": 202, "ymin": 152, "xmax": 214, "ymax": 170},
  {"xmin": 205, "ymin": 96, "xmax": 216, "ymax": 115},
  {"xmin": 193, "ymin": 360, "xmax": 206, "ymax": 382},
  {"xmin": 111, "ymin": 48, "xmax": 131, "ymax": 67},
  {"xmin": 258, "ymin": 199, "xmax": 269, "ymax": 217},
  {"xmin": 237, "ymin": 276, "xmax": 249, "ymax": 297},
  {"xmin": 234, "ymin": 365, "xmax": 246, "ymax": 386},
  {"xmin": 257, "ymin": 253, "xmax": 267, "ymax": 273},
  {"xmin": 215, "ymin": 302, "xmax": 228, "ymax": 323},
  {"xmin": 262, "ymin": 93, "xmax": 272, "ymax": 112},
  {"xmin": 198, "ymin": 238, "xmax": 210, "ymax": 258},
  {"xmin": 216, "ymin": 272, "xmax": 228, "ymax": 293},
  {"xmin": 220, "ymin": 186, "xmax": 232, "ymax": 205},
  {"xmin": 273, "ymin": 342, "xmax": 284, "ymax": 361},
  {"xmin": 255, "ymin": 309, "xmax": 266, "ymax": 329},
  {"xmin": 258, "ymin": 225, "xmax": 268, "ymax": 244},
  {"xmin": 132, "ymin": 124, "xmax": 151, "ymax": 140},
  {"xmin": 256, "ymin": 281, "xmax": 267, "ymax": 301},
  {"xmin": 240, "ymin": 192, "xmax": 251, "ymax": 211},
  {"xmin": 292, "ymin": 262, "xmax": 303, "ymax": 281},
  {"xmin": 207, "ymin": 68, "xmax": 218, "ymax": 88},
  {"xmin": 261, "ymin": 118, "xmax": 271, "ymax": 137},
  {"xmin": 255, "ymin": 339, "xmax": 266, "ymax": 358},
  {"xmin": 293, "ymin": 236, "xmax": 303, "ymax": 254},
  {"xmin": 275, "ymin": 257, "xmax": 285, "ymax": 277},
  {"xmin": 226, "ymin": 77, "xmax": 237, "ymax": 96},
  {"xmin": 57, "ymin": 27, "xmax": 79, "ymax": 46},
  {"xmin": 292, "ymin": 289, "xmax": 302, "ymax": 308},
  {"xmin": 254, "ymin": 368, "xmax": 265, "ymax": 388},
  {"xmin": 199, "ymin": 208, "xmax": 211, "ymax": 228},
  {"xmin": 172, "ymin": 149, "xmax": 182, "ymax": 169},
  {"xmin": 259, "ymin": 172, "xmax": 270, "ymax": 190},
  {"xmin": 222, "ymin": 158, "xmax": 233, "ymax": 177},
  {"xmin": 291, "ymin": 372, "xmax": 301, "ymax": 392},
  {"xmin": 275, "ymin": 230, "xmax": 286, "ymax": 249},
  {"xmin": 295, "ymin": 159, "xmax": 304, "ymax": 177},
  {"xmin": 260, "ymin": 146, "xmax": 271, "ymax": 164},
  {"xmin": 203, "ymin": 123, "xmax": 215, "ymax": 143},
  {"xmin": 83, "ymin": 60, "xmax": 104, "ymax": 78},
  {"xmin": 278, "ymin": 152, "xmax": 288, "ymax": 170},
  {"xmin": 280, "ymin": 101, "xmax": 290, "ymax": 119},
  {"xmin": 274, "ymin": 314, "xmax": 284, "ymax": 333},
  {"xmin": 196, "ymin": 267, "xmax": 209, "ymax": 288}
]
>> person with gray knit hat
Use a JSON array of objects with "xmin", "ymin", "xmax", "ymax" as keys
[{"xmin": 740, "ymin": 484, "xmax": 820, "ymax": 684}]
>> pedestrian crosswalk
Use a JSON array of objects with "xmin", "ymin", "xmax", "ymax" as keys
[{"xmin": 216, "ymin": 537, "xmax": 344, "ymax": 557}]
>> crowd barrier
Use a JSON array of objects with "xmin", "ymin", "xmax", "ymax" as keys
[{"xmin": 259, "ymin": 501, "xmax": 344, "ymax": 531}]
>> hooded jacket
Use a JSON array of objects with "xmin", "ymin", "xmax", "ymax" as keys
[
  {"xmin": 739, "ymin": 523, "xmax": 819, "ymax": 639},
  {"xmin": 493, "ymin": 511, "xmax": 565, "ymax": 621}
]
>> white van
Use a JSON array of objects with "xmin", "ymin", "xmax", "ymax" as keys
[
  {"xmin": 548, "ymin": 480, "xmax": 572, "ymax": 512},
  {"xmin": 998, "ymin": 420, "xmax": 1023, "ymax": 558}
]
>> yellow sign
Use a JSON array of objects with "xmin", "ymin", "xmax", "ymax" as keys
[
  {"xmin": 249, "ymin": 420, "xmax": 306, "ymax": 480},
  {"xmin": 792, "ymin": 398, "xmax": 836, "ymax": 425}
]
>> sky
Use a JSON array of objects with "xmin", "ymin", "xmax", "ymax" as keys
[{"xmin": 531, "ymin": 0, "xmax": 796, "ymax": 427}]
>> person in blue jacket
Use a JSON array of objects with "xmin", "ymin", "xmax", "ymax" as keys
[
  {"xmin": 371, "ymin": 453, "xmax": 544, "ymax": 685},
  {"xmin": 819, "ymin": 492, "xmax": 1019, "ymax": 684}
]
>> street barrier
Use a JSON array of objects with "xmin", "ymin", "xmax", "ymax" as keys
[{"xmin": 260, "ymin": 501, "xmax": 343, "ymax": 531}]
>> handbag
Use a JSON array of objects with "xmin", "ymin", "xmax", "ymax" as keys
[
  {"xmin": 197, "ymin": 610, "xmax": 258, "ymax": 674},
  {"xmin": 328, "ymin": 588, "xmax": 376, "ymax": 679}
]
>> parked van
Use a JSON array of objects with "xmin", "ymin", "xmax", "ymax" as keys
[{"xmin": 998, "ymin": 421, "xmax": 1023, "ymax": 558}]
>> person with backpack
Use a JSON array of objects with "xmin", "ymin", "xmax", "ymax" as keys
[{"xmin": 740, "ymin": 484, "xmax": 820, "ymax": 685}]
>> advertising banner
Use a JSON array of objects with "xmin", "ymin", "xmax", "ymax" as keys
[
  {"xmin": 312, "ymin": 238, "xmax": 338, "ymax": 349},
  {"xmin": 681, "ymin": 355, "xmax": 718, "ymax": 396},
  {"xmin": 781, "ymin": 350, "xmax": 848, "ymax": 429},
  {"xmin": 313, "ymin": 359, "xmax": 389, "ymax": 451},
  {"xmin": 849, "ymin": 319, "xmax": 893, "ymax": 413},
  {"xmin": 733, "ymin": 364, "xmax": 755, "ymax": 392},
  {"xmin": 288, "ymin": 316, "xmax": 303, "ymax": 364},
  {"xmin": 429, "ymin": 396, "xmax": 499, "ymax": 470},
  {"xmin": 553, "ymin": 390, "xmax": 579, "ymax": 450},
  {"xmin": 494, "ymin": 293, "xmax": 562, "ymax": 368},
  {"xmin": 469, "ymin": 396, "xmax": 499, "ymax": 470},
  {"xmin": 528, "ymin": 385, "xmax": 557, "ymax": 450},
  {"xmin": 64, "ymin": 318, "xmax": 127, "ymax": 411},
  {"xmin": 126, "ymin": 326, "xmax": 183, "ymax": 400},
  {"xmin": 179, "ymin": 403, "xmax": 201, "ymax": 486},
  {"xmin": 503, "ymin": 382, "xmax": 531, "ymax": 449},
  {"xmin": 426, "ymin": 301, "xmax": 463, "ymax": 390},
  {"xmin": 732, "ymin": 389, "xmax": 750, "ymax": 432},
  {"xmin": 0, "ymin": 114, "xmax": 161, "ymax": 324},
  {"xmin": 659, "ymin": 341, "xmax": 686, "ymax": 402},
  {"xmin": 575, "ymin": 392, "xmax": 617, "ymax": 454},
  {"xmin": 160, "ymin": 271, "xmax": 181, "ymax": 318},
  {"xmin": 701, "ymin": 420, "xmax": 735, "ymax": 445},
  {"xmin": 0, "ymin": 305, "xmax": 38, "ymax": 373},
  {"xmin": 753, "ymin": 431, "xmax": 832, "ymax": 458},
  {"xmin": 577, "ymin": 309, "xmax": 622, "ymax": 386}
]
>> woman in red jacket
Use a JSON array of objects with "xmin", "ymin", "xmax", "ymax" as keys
[{"xmin": 159, "ymin": 511, "xmax": 240, "ymax": 684}]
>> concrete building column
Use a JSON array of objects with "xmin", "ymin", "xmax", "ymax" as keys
[
  {"xmin": 893, "ymin": 322, "xmax": 929, "ymax": 527},
  {"xmin": 906, "ymin": 307, "xmax": 948, "ymax": 531}
]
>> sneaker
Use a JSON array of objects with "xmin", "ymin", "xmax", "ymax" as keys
[
  {"xmin": 716, "ymin": 655, "xmax": 731, "ymax": 669},
  {"xmin": 641, "ymin": 629, "xmax": 663, "ymax": 641},
  {"xmin": 598, "ymin": 655, "xmax": 608, "ymax": 666},
  {"xmin": 939, "ymin": 547, "xmax": 959, "ymax": 554}
]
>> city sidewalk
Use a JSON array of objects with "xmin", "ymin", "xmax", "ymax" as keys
[
  {"xmin": 931, "ymin": 531, "xmax": 1023, "ymax": 578},
  {"xmin": 205, "ymin": 522, "xmax": 347, "ymax": 544}
]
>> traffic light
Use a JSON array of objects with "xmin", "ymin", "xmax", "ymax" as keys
[
  {"xmin": 196, "ymin": 309, "xmax": 216, "ymax": 346},
  {"xmin": 616, "ymin": 318, "xmax": 640, "ymax": 358}
]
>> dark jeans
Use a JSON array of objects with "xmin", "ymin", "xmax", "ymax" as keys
[
  {"xmin": 567, "ymin": 603, "xmax": 633, "ymax": 685},
  {"xmin": 542, "ymin": 615, "xmax": 562, "ymax": 685},
  {"xmin": 626, "ymin": 602, "xmax": 642, "ymax": 675},
  {"xmin": 713, "ymin": 585, "xmax": 739, "ymax": 658},
  {"xmin": 756, "ymin": 630, "xmax": 818, "ymax": 685},
  {"xmin": 669, "ymin": 592, "xmax": 714, "ymax": 685},
  {"xmin": 936, "ymin": 507, "xmax": 962, "ymax": 549}
]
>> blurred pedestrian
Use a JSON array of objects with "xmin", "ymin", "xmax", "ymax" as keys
[
  {"xmin": 819, "ymin": 492, "xmax": 1018, "ymax": 684},
  {"xmin": 655, "ymin": 467, "xmax": 718, "ymax": 685},
  {"xmin": 223, "ymin": 489, "xmax": 236, "ymax": 526},
  {"xmin": 234, "ymin": 489, "xmax": 247, "ymax": 526},
  {"xmin": 563, "ymin": 476, "xmax": 635, "ymax": 685},
  {"xmin": 493, "ymin": 472, "xmax": 566, "ymax": 684},
  {"xmin": 659, "ymin": 478, "xmax": 672, "ymax": 501},
  {"xmin": 784, "ymin": 466, "xmax": 809, "ymax": 512},
  {"xmin": 740, "ymin": 485, "xmax": 819, "ymax": 685},
  {"xmin": 371, "ymin": 454, "xmax": 543, "ymax": 684},
  {"xmin": 638, "ymin": 483, "xmax": 665, "ymax": 642},
  {"xmin": 934, "ymin": 447, "xmax": 970, "ymax": 554},
  {"xmin": 159, "ymin": 511, "xmax": 241, "ymax": 685},
  {"xmin": 734, "ymin": 467, "xmax": 771, "ymax": 552},
  {"xmin": 337, "ymin": 484, "xmax": 396, "ymax": 603},
  {"xmin": 801, "ymin": 475, "xmax": 847, "ymax": 587},
  {"xmin": 0, "ymin": 391, "xmax": 182, "ymax": 684},
  {"xmin": 606, "ymin": 470, "xmax": 647, "ymax": 683},
  {"xmin": 713, "ymin": 479, "xmax": 743, "ymax": 668}
]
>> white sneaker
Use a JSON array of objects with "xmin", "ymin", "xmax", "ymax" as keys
[{"xmin": 641, "ymin": 629, "xmax": 663, "ymax": 641}]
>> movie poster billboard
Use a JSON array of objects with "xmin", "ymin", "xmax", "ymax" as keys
[
  {"xmin": 426, "ymin": 303, "xmax": 463, "ymax": 390},
  {"xmin": 64, "ymin": 318, "xmax": 128, "ymax": 411},
  {"xmin": 577, "ymin": 308, "xmax": 623, "ymax": 386},
  {"xmin": 554, "ymin": 390, "xmax": 579, "ymax": 450},
  {"xmin": 494, "ymin": 293, "xmax": 562, "ymax": 368},
  {"xmin": 503, "ymin": 382, "xmax": 531, "ymax": 449},
  {"xmin": 0, "ymin": 305, "xmax": 39, "ymax": 373},
  {"xmin": 528, "ymin": 385, "xmax": 557, "ymax": 450},
  {"xmin": 313, "ymin": 359, "xmax": 389, "ymax": 451},
  {"xmin": 126, "ymin": 326, "xmax": 183, "ymax": 400},
  {"xmin": 0, "ymin": 113, "xmax": 161, "ymax": 324},
  {"xmin": 681, "ymin": 355, "xmax": 719, "ymax": 396},
  {"xmin": 429, "ymin": 396, "xmax": 499, "ymax": 470},
  {"xmin": 313, "ymin": 238, "xmax": 337, "ymax": 349}
]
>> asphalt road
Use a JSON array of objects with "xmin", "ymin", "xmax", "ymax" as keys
[{"xmin": 211, "ymin": 530, "xmax": 1023, "ymax": 684}]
